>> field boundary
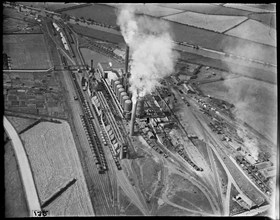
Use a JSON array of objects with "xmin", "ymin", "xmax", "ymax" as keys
[{"xmin": 221, "ymin": 17, "xmax": 249, "ymax": 33}]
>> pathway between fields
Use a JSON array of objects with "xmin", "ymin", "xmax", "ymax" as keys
[{"xmin": 4, "ymin": 116, "xmax": 41, "ymax": 216}]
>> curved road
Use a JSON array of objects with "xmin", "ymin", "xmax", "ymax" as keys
[{"xmin": 4, "ymin": 116, "xmax": 41, "ymax": 216}]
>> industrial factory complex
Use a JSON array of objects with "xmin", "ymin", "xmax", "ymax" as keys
[{"xmin": 4, "ymin": 2, "xmax": 278, "ymax": 218}]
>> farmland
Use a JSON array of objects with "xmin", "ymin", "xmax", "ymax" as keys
[
  {"xmin": 4, "ymin": 71, "xmax": 68, "ymax": 118},
  {"xmin": 248, "ymin": 13, "xmax": 276, "ymax": 29},
  {"xmin": 3, "ymin": 34, "xmax": 52, "ymax": 70},
  {"xmin": 64, "ymin": 3, "xmax": 276, "ymax": 65},
  {"xmin": 63, "ymin": 4, "xmax": 118, "ymax": 26},
  {"xmin": 106, "ymin": 3, "xmax": 184, "ymax": 18},
  {"xmin": 224, "ymin": 4, "xmax": 276, "ymax": 13},
  {"xmin": 18, "ymin": 2, "xmax": 80, "ymax": 11},
  {"xmin": 155, "ymin": 3, "xmax": 251, "ymax": 16},
  {"xmin": 5, "ymin": 141, "xmax": 29, "ymax": 217},
  {"xmin": 20, "ymin": 121, "xmax": 94, "ymax": 216},
  {"xmin": 70, "ymin": 24, "xmax": 124, "ymax": 44},
  {"xmin": 164, "ymin": 11, "xmax": 247, "ymax": 33},
  {"xmin": 225, "ymin": 19, "xmax": 276, "ymax": 47}
]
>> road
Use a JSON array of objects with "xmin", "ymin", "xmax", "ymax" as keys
[{"xmin": 4, "ymin": 116, "xmax": 41, "ymax": 217}]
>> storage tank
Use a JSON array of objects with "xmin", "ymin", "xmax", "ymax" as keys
[
  {"xmin": 118, "ymin": 88, "xmax": 125, "ymax": 101},
  {"xmin": 121, "ymin": 95, "xmax": 129, "ymax": 108},
  {"xmin": 124, "ymin": 100, "xmax": 132, "ymax": 112},
  {"xmin": 136, "ymin": 97, "xmax": 144, "ymax": 117},
  {"xmin": 113, "ymin": 80, "xmax": 121, "ymax": 93},
  {"xmin": 116, "ymin": 85, "xmax": 123, "ymax": 99},
  {"xmin": 119, "ymin": 92, "xmax": 127, "ymax": 105},
  {"xmin": 125, "ymin": 112, "xmax": 132, "ymax": 120}
]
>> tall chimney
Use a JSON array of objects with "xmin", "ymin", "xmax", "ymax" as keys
[
  {"xmin": 125, "ymin": 45, "xmax": 129, "ymax": 74},
  {"xmin": 130, "ymin": 98, "xmax": 138, "ymax": 136},
  {"xmin": 91, "ymin": 59, "xmax": 93, "ymax": 70}
]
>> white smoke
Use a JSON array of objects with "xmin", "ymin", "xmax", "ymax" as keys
[{"xmin": 117, "ymin": 5, "xmax": 178, "ymax": 100}]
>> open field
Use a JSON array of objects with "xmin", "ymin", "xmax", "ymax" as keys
[
  {"xmin": 63, "ymin": 4, "xmax": 276, "ymax": 64},
  {"xmin": 105, "ymin": 3, "xmax": 184, "ymax": 17},
  {"xmin": 198, "ymin": 77, "xmax": 277, "ymax": 145},
  {"xmin": 6, "ymin": 116, "xmax": 37, "ymax": 134},
  {"xmin": 3, "ymin": 34, "xmax": 52, "ymax": 70},
  {"xmin": 71, "ymin": 24, "xmax": 124, "ymax": 44},
  {"xmin": 3, "ymin": 17, "xmax": 42, "ymax": 34},
  {"xmin": 155, "ymin": 3, "xmax": 251, "ymax": 16},
  {"xmin": 224, "ymin": 4, "xmax": 276, "ymax": 13},
  {"xmin": 18, "ymin": 2, "xmax": 79, "ymax": 11},
  {"xmin": 63, "ymin": 4, "xmax": 118, "ymax": 26},
  {"xmin": 5, "ymin": 141, "xmax": 29, "ymax": 217},
  {"xmin": 4, "ymin": 71, "xmax": 68, "ymax": 118},
  {"xmin": 164, "ymin": 12, "xmax": 247, "ymax": 33},
  {"xmin": 179, "ymin": 51, "xmax": 276, "ymax": 83},
  {"xmin": 248, "ymin": 13, "xmax": 276, "ymax": 29},
  {"xmin": 20, "ymin": 121, "xmax": 94, "ymax": 215},
  {"xmin": 167, "ymin": 173, "xmax": 213, "ymax": 214},
  {"xmin": 225, "ymin": 19, "xmax": 276, "ymax": 47}
]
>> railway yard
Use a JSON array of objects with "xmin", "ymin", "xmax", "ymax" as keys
[{"xmin": 3, "ymin": 2, "xmax": 277, "ymax": 218}]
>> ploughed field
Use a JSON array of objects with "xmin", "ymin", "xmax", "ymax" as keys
[
  {"xmin": 20, "ymin": 120, "xmax": 94, "ymax": 216},
  {"xmin": 3, "ymin": 34, "xmax": 52, "ymax": 70}
]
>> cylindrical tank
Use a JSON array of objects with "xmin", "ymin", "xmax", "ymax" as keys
[
  {"xmin": 116, "ymin": 85, "xmax": 123, "ymax": 98},
  {"xmin": 136, "ymin": 97, "xmax": 144, "ymax": 117},
  {"xmin": 113, "ymin": 80, "xmax": 121, "ymax": 93},
  {"xmin": 124, "ymin": 100, "xmax": 132, "ymax": 112},
  {"xmin": 125, "ymin": 112, "xmax": 132, "ymax": 120},
  {"xmin": 119, "ymin": 92, "xmax": 127, "ymax": 105},
  {"xmin": 118, "ymin": 88, "xmax": 125, "ymax": 101},
  {"xmin": 121, "ymin": 95, "xmax": 129, "ymax": 108},
  {"xmin": 127, "ymin": 91, "xmax": 133, "ymax": 99}
]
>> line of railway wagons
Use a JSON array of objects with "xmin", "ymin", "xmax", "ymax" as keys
[
  {"xmin": 52, "ymin": 22, "xmax": 75, "ymax": 58},
  {"xmin": 71, "ymin": 71, "xmax": 108, "ymax": 174}
]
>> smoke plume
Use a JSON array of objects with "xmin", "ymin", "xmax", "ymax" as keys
[
  {"xmin": 117, "ymin": 5, "xmax": 178, "ymax": 102},
  {"xmin": 219, "ymin": 27, "xmax": 277, "ymax": 159}
]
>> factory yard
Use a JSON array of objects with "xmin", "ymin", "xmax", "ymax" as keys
[{"xmin": 4, "ymin": 2, "xmax": 277, "ymax": 218}]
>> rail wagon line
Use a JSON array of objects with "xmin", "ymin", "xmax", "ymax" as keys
[{"xmin": 71, "ymin": 71, "xmax": 108, "ymax": 174}]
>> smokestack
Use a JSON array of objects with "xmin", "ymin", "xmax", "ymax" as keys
[
  {"xmin": 130, "ymin": 97, "xmax": 138, "ymax": 136},
  {"xmin": 125, "ymin": 45, "xmax": 129, "ymax": 74},
  {"xmin": 91, "ymin": 60, "xmax": 93, "ymax": 70}
]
